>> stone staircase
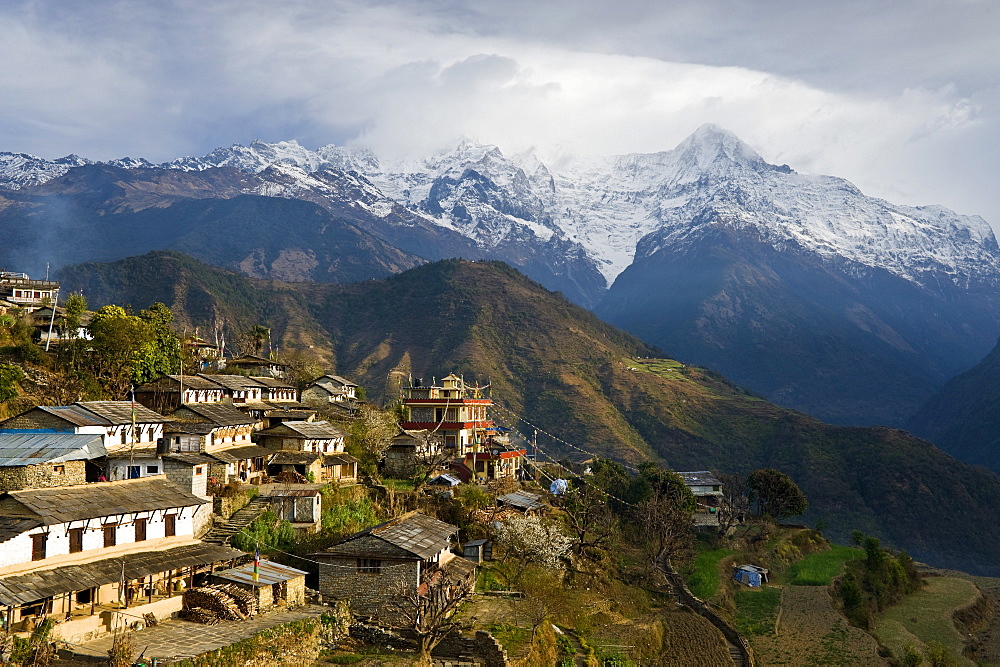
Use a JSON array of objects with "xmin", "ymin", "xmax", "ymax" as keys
[{"xmin": 202, "ymin": 498, "xmax": 270, "ymax": 545}]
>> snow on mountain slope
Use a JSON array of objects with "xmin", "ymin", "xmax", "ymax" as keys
[
  {"xmin": 4, "ymin": 125, "xmax": 997, "ymax": 293},
  {"xmin": 0, "ymin": 152, "xmax": 90, "ymax": 190}
]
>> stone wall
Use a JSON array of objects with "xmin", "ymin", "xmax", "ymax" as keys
[
  {"xmin": 0, "ymin": 459, "xmax": 87, "ymax": 492},
  {"xmin": 2, "ymin": 410, "xmax": 71, "ymax": 430},
  {"xmin": 317, "ymin": 556, "xmax": 419, "ymax": 620},
  {"xmin": 285, "ymin": 575, "xmax": 306, "ymax": 606}
]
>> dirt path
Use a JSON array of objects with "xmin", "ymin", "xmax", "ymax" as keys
[{"xmin": 752, "ymin": 586, "xmax": 886, "ymax": 666}]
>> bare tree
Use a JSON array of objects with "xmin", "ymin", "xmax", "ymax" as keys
[
  {"xmin": 634, "ymin": 485, "xmax": 694, "ymax": 572},
  {"xmin": 559, "ymin": 483, "xmax": 617, "ymax": 557},
  {"xmin": 388, "ymin": 570, "xmax": 474, "ymax": 664},
  {"xmin": 411, "ymin": 441, "xmax": 454, "ymax": 494},
  {"xmin": 715, "ymin": 471, "xmax": 750, "ymax": 535},
  {"xmin": 349, "ymin": 404, "xmax": 399, "ymax": 479}
]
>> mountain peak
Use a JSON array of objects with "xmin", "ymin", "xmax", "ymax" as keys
[{"xmin": 673, "ymin": 123, "xmax": 766, "ymax": 171}]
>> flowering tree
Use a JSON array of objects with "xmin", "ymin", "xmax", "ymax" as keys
[{"xmin": 494, "ymin": 513, "xmax": 573, "ymax": 569}]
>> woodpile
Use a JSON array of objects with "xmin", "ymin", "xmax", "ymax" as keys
[
  {"xmin": 182, "ymin": 587, "xmax": 246, "ymax": 621},
  {"xmin": 209, "ymin": 583, "xmax": 259, "ymax": 618},
  {"xmin": 179, "ymin": 607, "xmax": 219, "ymax": 625}
]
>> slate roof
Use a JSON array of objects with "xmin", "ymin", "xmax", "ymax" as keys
[
  {"xmin": 5, "ymin": 477, "xmax": 206, "ymax": 525},
  {"xmin": 0, "ymin": 433, "xmax": 106, "ymax": 467},
  {"xmin": 104, "ymin": 444, "xmax": 159, "ymax": 459},
  {"xmin": 0, "ymin": 542, "xmax": 245, "ymax": 606},
  {"xmin": 207, "ymin": 445, "xmax": 273, "ymax": 463},
  {"xmin": 197, "ymin": 374, "xmax": 266, "ymax": 391},
  {"xmin": 213, "ymin": 560, "xmax": 307, "ymax": 588},
  {"xmin": 678, "ymin": 471, "xmax": 723, "ymax": 487},
  {"xmin": 228, "ymin": 354, "xmax": 290, "ymax": 369},
  {"xmin": 162, "ymin": 452, "xmax": 216, "ymax": 466},
  {"xmin": 249, "ymin": 376, "xmax": 295, "ymax": 390},
  {"xmin": 76, "ymin": 401, "xmax": 173, "ymax": 425},
  {"xmin": 322, "ymin": 453, "xmax": 359, "ymax": 466},
  {"xmin": 318, "ymin": 375, "xmax": 358, "ymax": 388},
  {"xmin": 498, "ymin": 491, "xmax": 545, "ymax": 512},
  {"xmin": 0, "ymin": 518, "xmax": 43, "ymax": 545},
  {"xmin": 270, "ymin": 451, "xmax": 320, "ymax": 465},
  {"xmin": 314, "ymin": 511, "xmax": 457, "ymax": 561},
  {"xmin": 33, "ymin": 405, "xmax": 111, "ymax": 427},
  {"xmin": 258, "ymin": 421, "xmax": 346, "ymax": 439},
  {"xmin": 164, "ymin": 421, "xmax": 217, "ymax": 435},
  {"xmin": 173, "ymin": 403, "xmax": 258, "ymax": 427},
  {"xmin": 136, "ymin": 375, "xmax": 224, "ymax": 392}
]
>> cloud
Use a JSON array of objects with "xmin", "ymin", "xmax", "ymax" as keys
[{"xmin": 0, "ymin": 0, "xmax": 996, "ymax": 226}]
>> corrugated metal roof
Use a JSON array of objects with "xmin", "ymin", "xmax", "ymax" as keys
[
  {"xmin": 498, "ymin": 491, "xmax": 545, "ymax": 511},
  {"xmin": 76, "ymin": 401, "xmax": 174, "ymax": 425},
  {"xmin": 0, "ymin": 433, "xmax": 106, "ymax": 467},
  {"xmin": 7, "ymin": 477, "xmax": 206, "ymax": 525},
  {"xmin": 212, "ymin": 560, "xmax": 307, "ymax": 588},
  {"xmin": 322, "ymin": 453, "xmax": 358, "ymax": 466},
  {"xmin": 0, "ymin": 542, "xmax": 245, "ymax": 606}
]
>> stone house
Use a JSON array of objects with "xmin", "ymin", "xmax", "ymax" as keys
[
  {"xmin": 311, "ymin": 511, "xmax": 476, "ymax": 620},
  {"xmin": 211, "ymin": 560, "xmax": 307, "ymax": 610},
  {"xmin": 225, "ymin": 354, "xmax": 290, "ymax": 379},
  {"xmin": 383, "ymin": 429, "xmax": 444, "ymax": 478},
  {"xmin": 0, "ymin": 402, "xmax": 173, "ymax": 482},
  {"xmin": 399, "ymin": 374, "xmax": 493, "ymax": 455},
  {"xmin": 258, "ymin": 485, "xmax": 324, "ymax": 533},
  {"xmin": 0, "ymin": 433, "xmax": 106, "ymax": 492},
  {"xmin": 0, "ymin": 476, "xmax": 241, "ymax": 643},
  {"xmin": 302, "ymin": 374, "xmax": 358, "ymax": 404},
  {"xmin": 452, "ymin": 438, "xmax": 527, "ymax": 483},
  {"xmin": 255, "ymin": 420, "xmax": 347, "ymax": 454}
]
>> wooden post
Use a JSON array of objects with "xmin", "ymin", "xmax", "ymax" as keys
[
  {"xmin": 90, "ymin": 587, "xmax": 96, "ymax": 616},
  {"xmin": 147, "ymin": 575, "xmax": 153, "ymax": 604},
  {"xmin": 65, "ymin": 591, "xmax": 72, "ymax": 621},
  {"xmin": 167, "ymin": 570, "xmax": 173, "ymax": 598}
]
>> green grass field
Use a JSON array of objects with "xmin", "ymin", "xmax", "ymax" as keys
[
  {"xmin": 688, "ymin": 547, "xmax": 737, "ymax": 599},
  {"xmin": 872, "ymin": 576, "xmax": 978, "ymax": 665},
  {"xmin": 787, "ymin": 545, "xmax": 863, "ymax": 586},
  {"xmin": 734, "ymin": 587, "xmax": 782, "ymax": 636}
]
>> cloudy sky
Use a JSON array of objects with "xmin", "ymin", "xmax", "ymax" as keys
[{"xmin": 3, "ymin": 0, "xmax": 998, "ymax": 226}]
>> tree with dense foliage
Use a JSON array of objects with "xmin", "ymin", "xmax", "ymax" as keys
[
  {"xmin": 835, "ymin": 531, "xmax": 921, "ymax": 629},
  {"xmin": 0, "ymin": 364, "xmax": 24, "ymax": 403},
  {"xmin": 239, "ymin": 324, "xmax": 270, "ymax": 357},
  {"xmin": 86, "ymin": 303, "xmax": 181, "ymax": 398},
  {"xmin": 748, "ymin": 468, "xmax": 808, "ymax": 519}
]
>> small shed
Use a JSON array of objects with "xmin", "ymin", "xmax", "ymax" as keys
[
  {"xmin": 497, "ymin": 490, "xmax": 545, "ymax": 513},
  {"xmin": 463, "ymin": 539, "xmax": 492, "ymax": 563},
  {"xmin": 211, "ymin": 560, "xmax": 308, "ymax": 610},
  {"xmin": 733, "ymin": 564, "xmax": 770, "ymax": 587},
  {"xmin": 427, "ymin": 473, "xmax": 461, "ymax": 487}
]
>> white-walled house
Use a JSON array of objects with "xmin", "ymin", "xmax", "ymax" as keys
[{"xmin": 0, "ymin": 476, "xmax": 242, "ymax": 642}]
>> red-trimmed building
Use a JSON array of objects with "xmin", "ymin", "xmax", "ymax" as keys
[
  {"xmin": 399, "ymin": 374, "xmax": 494, "ymax": 456},
  {"xmin": 399, "ymin": 374, "xmax": 526, "ymax": 480}
]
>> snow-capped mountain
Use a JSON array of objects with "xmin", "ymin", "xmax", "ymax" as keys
[{"xmin": 0, "ymin": 152, "xmax": 91, "ymax": 190}]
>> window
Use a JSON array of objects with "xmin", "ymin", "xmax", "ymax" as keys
[
  {"xmin": 52, "ymin": 465, "xmax": 65, "ymax": 474},
  {"xmin": 103, "ymin": 524, "xmax": 117, "ymax": 547},
  {"xmin": 31, "ymin": 534, "xmax": 47, "ymax": 561},
  {"xmin": 195, "ymin": 466, "xmax": 204, "ymax": 476},
  {"xmin": 146, "ymin": 465, "xmax": 159, "ymax": 474},
  {"xmin": 134, "ymin": 518, "xmax": 147, "ymax": 542},
  {"xmin": 357, "ymin": 558, "xmax": 382, "ymax": 574},
  {"xmin": 69, "ymin": 528, "xmax": 84, "ymax": 553},
  {"xmin": 164, "ymin": 514, "xmax": 176, "ymax": 537}
]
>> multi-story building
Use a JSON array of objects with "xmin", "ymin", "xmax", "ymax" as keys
[
  {"xmin": 0, "ymin": 271, "xmax": 59, "ymax": 312},
  {"xmin": 399, "ymin": 374, "xmax": 495, "ymax": 456},
  {"xmin": 0, "ymin": 476, "xmax": 241, "ymax": 643}
]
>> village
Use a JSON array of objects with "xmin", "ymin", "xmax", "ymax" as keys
[{"xmin": 0, "ymin": 271, "xmax": 843, "ymax": 666}]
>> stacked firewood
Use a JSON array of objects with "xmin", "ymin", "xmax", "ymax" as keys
[
  {"xmin": 208, "ymin": 583, "xmax": 259, "ymax": 618},
  {"xmin": 182, "ymin": 587, "xmax": 246, "ymax": 621},
  {"xmin": 178, "ymin": 607, "xmax": 219, "ymax": 625}
]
